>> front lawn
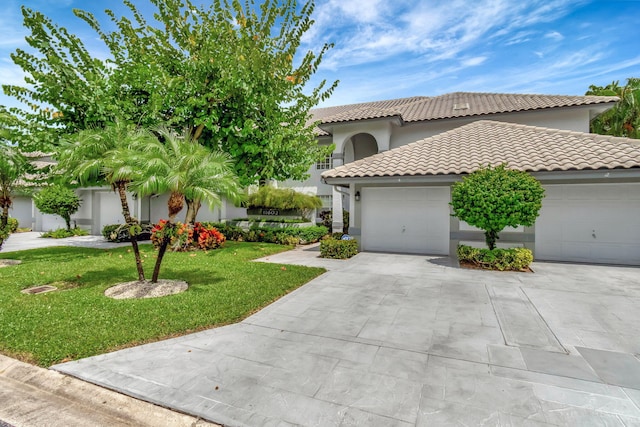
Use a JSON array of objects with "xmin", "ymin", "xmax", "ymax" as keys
[{"xmin": 0, "ymin": 242, "xmax": 324, "ymax": 366}]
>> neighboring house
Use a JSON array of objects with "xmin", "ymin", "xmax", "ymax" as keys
[{"xmin": 319, "ymin": 116, "xmax": 640, "ymax": 266}]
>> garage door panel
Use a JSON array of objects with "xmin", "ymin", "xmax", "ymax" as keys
[
  {"xmin": 362, "ymin": 187, "xmax": 449, "ymax": 255},
  {"xmin": 536, "ymin": 184, "xmax": 640, "ymax": 265}
]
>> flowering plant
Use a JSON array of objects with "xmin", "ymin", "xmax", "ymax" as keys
[
  {"xmin": 193, "ymin": 222, "xmax": 226, "ymax": 250},
  {"xmin": 151, "ymin": 220, "xmax": 225, "ymax": 251},
  {"xmin": 150, "ymin": 220, "xmax": 193, "ymax": 251}
]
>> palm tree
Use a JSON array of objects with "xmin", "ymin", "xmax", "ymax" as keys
[
  {"xmin": 55, "ymin": 121, "xmax": 154, "ymax": 281},
  {"xmin": 131, "ymin": 127, "xmax": 244, "ymax": 283},
  {"xmin": 0, "ymin": 143, "xmax": 28, "ymax": 230}
]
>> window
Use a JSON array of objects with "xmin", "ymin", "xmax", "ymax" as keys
[
  {"xmin": 316, "ymin": 155, "xmax": 333, "ymax": 170},
  {"xmin": 318, "ymin": 195, "xmax": 332, "ymax": 207}
]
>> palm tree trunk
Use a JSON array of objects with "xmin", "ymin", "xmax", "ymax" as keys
[
  {"xmin": 115, "ymin": 181, "xmax": 146, "ymax": 281},
  {"xmin": 0, "ymin": 203, "xmax": 9, "ymax": 229},
  {"xmin": 184, "ymin": 198, "xmax": 202, "ymax": 224},
  {"xmin": 151, "ymin": 233, "xmax": 170, "ymax": 283}
]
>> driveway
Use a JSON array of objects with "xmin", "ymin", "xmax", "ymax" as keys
[{"xmin": 53, "ymin": 250, "xmax": 640, "ymax": 426}]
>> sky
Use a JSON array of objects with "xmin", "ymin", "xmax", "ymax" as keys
[{"xmin": 1, "ymin": 0, "xmax": 639, "ymax": 110}]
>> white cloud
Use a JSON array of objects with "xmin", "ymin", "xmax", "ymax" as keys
[
  {"xmin": 545, "ymin": 31, "xmax": 564, "ymax": 41},
  {"xmin": 461, "ymin": 56, "xmax": 487, "ymax": 67}
]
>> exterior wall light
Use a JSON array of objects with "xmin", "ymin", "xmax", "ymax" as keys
[{"xmin": 355, "ymin": 191, "xmax": 361, "ymax": 201}]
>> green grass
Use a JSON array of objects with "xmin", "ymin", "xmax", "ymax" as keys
[{"xmin": 0, "ymin": 242, "xmax": 324, "ymax": 367}]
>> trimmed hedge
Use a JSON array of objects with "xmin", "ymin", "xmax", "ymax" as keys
[
  {"xmin": 319, "ymin": 237, "xmax": 358, "ymax": 259},
  {"xmin": 201, "ymin": 222, "xmax": 328, "ymax": 246},
  {"xmin": 457, "ymin": 244, "xmax": 533, "ymax": 271}
]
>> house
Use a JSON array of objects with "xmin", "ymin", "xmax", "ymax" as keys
[
  {"xmin": 312, "ymin": 93, "xmax": 640, "ymax": 266},
  {"xmin": 286, "ymin": 92, "xmax": 618, "ymax": 225}
]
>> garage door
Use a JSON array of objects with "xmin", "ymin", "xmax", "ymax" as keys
[
  {"xmin": 535, "ymin": 183, "xmax": 640, "ymax": 265},
  {"xmin": 361, "ymin": 187, "xmax": 450, "ymax": 255}
]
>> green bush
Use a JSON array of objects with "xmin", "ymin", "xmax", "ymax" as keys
[
  {"xmin": 295, "ymin": 225, "xmax": 328, "ymax": 243},
  {"xmin": 41, "ymin": 227, "xmax": 89, "ymax": 239},
  {"xmin": 0, "ymin": 225, "xmax": 9, "ymax": 249},
  {"xmin": 33, "ymin": 185, "xmax": 82, "ymax": 231},
  {"xmin": 201, "ymin": 222, "xmax": 327, "ymax": 245},
  {"xmin": 319, "ymin": 209, "xmax": 349, "ymax": 233},
  {"xmin": 320, "ymin": 237, "xmax": 358, "ymax": 259},
  {"xmin": 102, "ymin": 223, "xmax": 153, "ymax": 242},
  {"xmin": 6, "ymin": 217, "xmax": 18, "ymax": 233},
  {"xmin": 457, "ymin": 244, "xmax": 533, "ymax": 271},
  {"xmin": 451, "ymin": 164, "xmax": 544, "ymax": 250}
]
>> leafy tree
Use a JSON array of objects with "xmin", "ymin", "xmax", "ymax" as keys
[
  {"xmin": 5, "ymin": 0, "xmax": 338, "ymax": 221},
  {"xmin": 33, "ymin": 184, "xmax": 81, "ymax": 231},
  {"xmin": 55, "ymin": 121, "xmax": 153, "ymax": 281},
  {"xmin": 3, "ymin": 8, "xmax": 113, "ymax": 150},
  {"xmin": 586, "ymin": 78, "xmax": 640, "ymax": 139},
  {"xmin": 131, "ymin": 127, "xmax": 244, "ymax": 283},
  {"xmin": 450, "ymin": 164, "xmax": 545, "ymax": 250}
]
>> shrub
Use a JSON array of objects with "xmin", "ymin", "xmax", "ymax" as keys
[
  {"xmin": 457, "ymin": 244, "xmax": 533, "ymax": 271},
  {"xmin": 193, "ymin": 222, "xmax": 226, "ymax": 250},
  {"xmin": 318, "ymin": 209, "xmax": 349, "ymax": 233},
  {"xmin": 295, "ymin": 225, "xmax": 328, "ymax": 243},
  {"xmin": 201, "ymin": 222, "xmax": 246, "ymax": 241},
  {"xmin": 33, "ymin": 185, "xmax": 82, "ymax": 231},
  {"xmin": 320, "ymin": 237, "xmax": 358, "ymax": 259},
  {"xmin": 0, "ymin": 225, "xmax": 9, "ymax": 249},
  {"xmin": 102, "ymin": 223, "xmax": 153, "ymax": 242},
  {"xmin": 6, "ymin": 217, "xmax": 18, "ymax": 233},
  {"xmin": 450, "ymin": 164, "xmax": 544, "ymax": 250},
  {"xmin": 41, "ymin": 227, "xmax": 89, "ymax": 239},
  {"xmin": 150, "ymin": 220, "xmax": 226, "ymax": 251},
  {"xmin": 247, "ymin": 186, "xmax": 321, "ymax": 219},
  {"xmin": 151, "ymin": 220, "xmax": 193, "ymax": 251}
]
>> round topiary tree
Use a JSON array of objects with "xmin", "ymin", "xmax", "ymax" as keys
[
  {"xmin": 34, "ymin": 185, "xmax": 81, "ymax": 231},
  {"xmin": 450, "ymin": 164, "xmax": 545, "ymax": 250}
]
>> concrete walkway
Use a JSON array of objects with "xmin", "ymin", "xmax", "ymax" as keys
[
  {"xmin": 0, "ymin": 231, "xmax": 129, "ymax": 252},
  {"xmin": 51, "ymin": 249, "xmax": 640, "ymax": 426}
]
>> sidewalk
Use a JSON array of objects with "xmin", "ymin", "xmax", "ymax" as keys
[
  {"xmin": 0, "ymin": 355, "xmax": 218, "ymax": 427},
  {"xmin": 0, "ymin": 231, "xmax": 129, "ymax": 253}
]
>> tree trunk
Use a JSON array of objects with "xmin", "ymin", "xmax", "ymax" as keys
[
  {"xmin": 63, "ymin": 215, "xmax": 71, "ymax": 231},
  {"xmin": 115, "ymin": 181, "xmax": 146, "ymax": 282},
  {"xmin": 485, "ymin": 229, "xmax": 499, "ymax": 251},
  {"xmin": 184, "ymin": 198, "xmax": 202, "ymax": 225},
  {"xmin": 151, "ymin": 234, "xmax": 170, "ymax": 283},
  {"xmin": 0, "ymin": 204, "xmax": 9, "ymax": 229}
]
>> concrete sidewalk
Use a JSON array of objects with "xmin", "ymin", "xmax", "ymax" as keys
[
  {"xmin": 0, "ymin": 355, "xmax": 217, "ymax": 427},
  {"xmin": 53, "ymin": 251, "xmax": 640, "ymax": 426},
  {"xmin": 0, "ymin": 231, "xmax": 129, "ymax": 253}
]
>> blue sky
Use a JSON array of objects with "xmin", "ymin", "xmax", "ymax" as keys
[{"xmin": 1, "ymin": 0, "xmax": 639, "ymax": 109}]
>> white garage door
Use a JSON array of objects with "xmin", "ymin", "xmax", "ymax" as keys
[
  {"xmin": 361, "ymin": 187, "xmax": 450, "ymax": 255},
  {"xmin": 535, "ymin": 183, "xmax": 640, "ymax": 265}
]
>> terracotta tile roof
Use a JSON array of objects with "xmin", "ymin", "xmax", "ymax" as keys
[
  {"xmin": 311, "ymin": 92, "xmax": 618, "ymax": 128},
  {"xmin": 321, "ymin": 120, "xmax": 640, "ymax": 180}
]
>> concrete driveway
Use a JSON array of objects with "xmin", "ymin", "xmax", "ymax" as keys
[{"xmin": 53, "ymin": 249, "xmax": 640, "ymax": 426}]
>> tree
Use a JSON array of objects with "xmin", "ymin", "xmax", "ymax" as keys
[
  {"xmin": 586, "ymin": 78, "xmax": 640, "ymax": 139},
  {"xmin": 33, "ymin": 185, "xmax": 81, "ymax": 231},
  {"xmin": 55, "ymin": 121, "xmax": 153, "ymax": 281},
  {"xmin": 131, "ymin": 127, "xmax": 244, "ymax": 283},
  {"xmin": 5, "ymin": 1, "xmax": 338, "ymax": 221},
  {"xmin": 450, "ymin": 164, "xmax": 545, "ymax": 250}
]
